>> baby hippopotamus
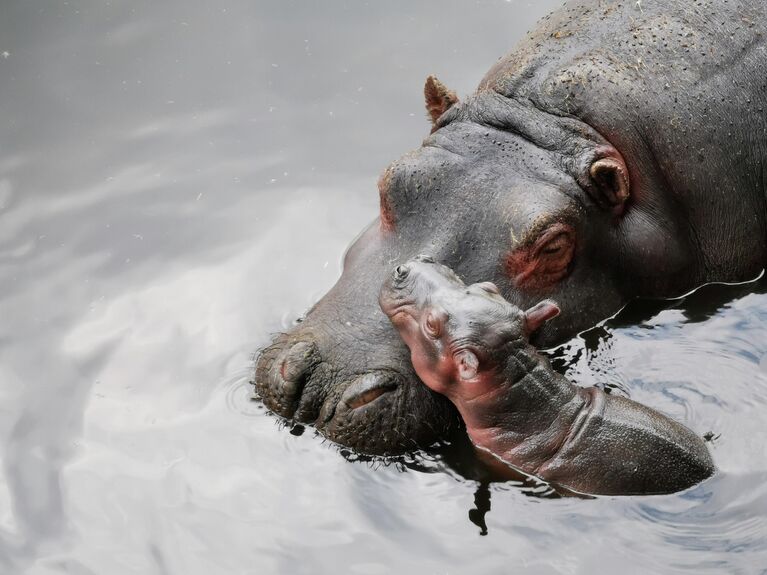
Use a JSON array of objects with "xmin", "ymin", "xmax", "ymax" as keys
[{"xmin": 379, "ymin": 256, "xmax": 715, "ymax": 496}]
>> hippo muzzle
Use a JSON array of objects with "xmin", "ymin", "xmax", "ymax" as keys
[{"xmin": 254, "ymin": 241, "xmax": 461, "ymax": 454}]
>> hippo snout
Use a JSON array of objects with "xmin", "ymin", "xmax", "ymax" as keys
[
  {"xmin": 255, "ymin": 334, "xmax": 401, "ymax": 426},
  {"xmin": 254, "ymin": 326, "xmax": 460, "ymax": 454}
]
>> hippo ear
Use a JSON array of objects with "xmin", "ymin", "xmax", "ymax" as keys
[
  {"xmin": 424, "ymin": 75, "xmax": 459, "ymax": 132},
  {"xmin": 524, "ymin": 300, "xmax": 560, "ymax": 336},
  {"xmin": 455, "ymin": 349, "xmax": 479, "ymax": 381},
  {"xmin": 589, "ymin": 155, "xmax": 630, "ymax": 214}
]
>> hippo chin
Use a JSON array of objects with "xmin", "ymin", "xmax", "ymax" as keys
[
  {"xmin": 379, "ymin": 256, "xmax": 714, "ymax": 495},
  {"xmin": 256, "ymin": 0, "xmax": 767, "ymax": 455}
]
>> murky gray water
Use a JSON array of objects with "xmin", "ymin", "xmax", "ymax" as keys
[{"xmin": 1, "ymin": 1, "xmax": 766, "ymax": 573}]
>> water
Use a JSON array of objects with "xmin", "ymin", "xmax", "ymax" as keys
[{"xmin": 1, "ymin": 1, "xmax": 766, "ymax": 573}]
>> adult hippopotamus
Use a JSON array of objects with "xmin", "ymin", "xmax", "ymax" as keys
[
  {"xmin": 379, "ymin": 256, "xmax": 714, "ymax": 495},
  {"xmin": 256, "ymin": 0, "xmax": 767, "ymax": 454}
]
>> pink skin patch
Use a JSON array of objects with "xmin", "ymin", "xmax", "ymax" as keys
[{"xmin": 505, "ymin": 222, "xmax": 576, "ymax": 291}]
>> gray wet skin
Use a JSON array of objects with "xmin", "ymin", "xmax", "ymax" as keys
[
  {"xmin": 256, "ymin": 0, "xmax": 767, "ymax": 454},
  {"xmin": 380, "ymin": 256, "xmax": 715, "ymax": 496}
]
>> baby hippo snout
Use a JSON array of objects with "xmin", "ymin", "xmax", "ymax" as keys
[{"xmin": 380, "ymin": 255, "xmax": 466, "ymax": 317}]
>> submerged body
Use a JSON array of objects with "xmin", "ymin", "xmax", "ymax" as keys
[
  {"xmin": 379, "ymin": 257, "xmax": 714, "ymax": 495},
  {"xmin": 256, "ymin": 0, "xmax": 767, "ymax": 454}
]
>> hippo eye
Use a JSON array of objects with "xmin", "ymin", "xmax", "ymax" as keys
[
  {"xmin": 540, "ymin": 233, "xmax": 568, "ymax": 255},
  {"xmin": 474, "ymin": 281, "xmax": 500, "ymax": 295},
  {"xmin": 424, "ymin": 310, "xmax": 445, "ymax": 339},
  {"xmin": 505, "ymin": 223, "xmax": 576, "ymax": 291}
]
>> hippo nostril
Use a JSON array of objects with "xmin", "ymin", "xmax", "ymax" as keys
[
  {"xmin": 346, "ymin": 385, "xmax": 390, "ymax": 410},
  {"xmin": 255, "ymin": 340, "xmax": 320, "ymax": 419},
  {"xmin": 413, "ymin": 254, "xmax": 435, "ymax": 264},
  {"xmin": 341, "ymin": 373, "xmax": 399, "ymax": 411},
  {"xmin": 281, "ymin": 341, "xmax": 314, "ymax": 380},
  {"xmin": 316, "ymin": 373, "xmax": 399, "ymax": 429},
  {"xmin": 393, "ymin": 264, "xmax": 410, "ymax": 282},
  {"xmin": 280, "ymin": 341, "xmax": 318, "ymax": 392}
]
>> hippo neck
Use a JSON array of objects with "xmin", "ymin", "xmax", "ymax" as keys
[{"xmin": 454, "ymin": 341, "xmax": 588, "ymax": 475}]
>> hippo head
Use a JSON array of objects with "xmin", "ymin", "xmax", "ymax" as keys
[
  {"xmin": 255, "ymin": 75, "xmax": 661, "ymax": 454},
  {"xmin": 379, "ymin": 256, "xmax": 560, "ymax": 402}
]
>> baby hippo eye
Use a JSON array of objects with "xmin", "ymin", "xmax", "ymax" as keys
[
  {"xmin": 423, "ymin": 309, "xmax": 447, "ymax": 339},
  {"xmin": 474, "ymin": 281, "xmax": 500, "ymax": 295},
  {"xmin": 424, "ymin": 313, "xmax": 441, "ymax": 338}
]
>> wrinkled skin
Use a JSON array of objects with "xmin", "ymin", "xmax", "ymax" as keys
[
  {"xmin": 379, "ymin": 256, "xmax": 714, "ymax": 495},
  {"xmin": 256, "ymin": 0, "xmax": 767, "ymax": 454}
]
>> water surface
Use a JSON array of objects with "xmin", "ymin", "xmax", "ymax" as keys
[{"xmin": 1, "ymin": 1, "xmax": 766, "ymax": 573}]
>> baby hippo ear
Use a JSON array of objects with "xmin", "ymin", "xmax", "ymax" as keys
[
  {"xmin": 424, "ymin": 75, "xmax": 459, "ymax": 132},
  {"xmin": 524, "ymin": 300, "xmax": 560, "ymax": 336},
  {"xmin": 455, "ymin": 349, "xmax": 479, "ymax": 381}
]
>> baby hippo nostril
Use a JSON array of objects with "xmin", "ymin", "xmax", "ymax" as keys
[
  {"xmin": 393, "ymin": 264, "xmax": 410, "ymax": 282},
  {"xmin": 413, "ymin": 254, "xmax": 435, "ymax": 263}
]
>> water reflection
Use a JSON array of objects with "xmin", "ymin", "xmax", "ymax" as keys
[{"xmin": 1, "ymin": 0, "xmax": 766, "ymax": 572}]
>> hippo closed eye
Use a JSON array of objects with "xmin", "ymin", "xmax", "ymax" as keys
[{"xmin": 380, "ymin": 258, "xmax": 715, "ymax": 496}]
